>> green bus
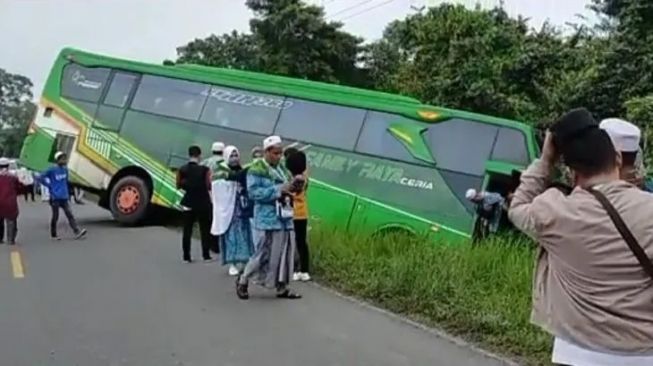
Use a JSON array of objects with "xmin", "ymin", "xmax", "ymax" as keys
[{"xmin": 20, "ymin": 48, "xmax": 539, "ymax": 242}]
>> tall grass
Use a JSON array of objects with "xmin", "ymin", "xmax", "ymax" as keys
[{"xmin": 310, "ymin": 229, "xmax": 551, "ymax": 366}]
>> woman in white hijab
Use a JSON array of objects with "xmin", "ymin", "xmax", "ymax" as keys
[{"xmin": 211, "ymin": 146, "xmax": 255, "ymax": 276}]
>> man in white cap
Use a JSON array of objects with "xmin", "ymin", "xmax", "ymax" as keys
[
  {"xmin": 465, "ymin": 188, "xmax": 505, "ymax": 235},
  {"xmin": 599, "ymin": 118, "xmax": 648, "ymax": 190},
  {"xmin": 202, "ymin": 141, "xmax": 225, "ymax": 178},
  {"xmin": 236, "ymin": 135, "xmax": 302, "ymax": 300},
  {"xmin": 40, "ymin": 151, "xmax": 87, "ymax": 240},
  {"xmin": 202, "ymin": 141, "xmax": 226, "ymax": 254}
]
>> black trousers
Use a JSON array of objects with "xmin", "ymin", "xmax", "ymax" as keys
[
  {"xmin": 23, "ymin": 184, "xmax": 35, "ymax": 201},
  {"xmin": 294, "ymin": 219, "xmax": 309, "ymax": 273},
  {"xmin": 0, "ymin": 218, "xmax": 17, "ymax": 244},
  {"xmin": 50, "ymin": 199, "xmax": 79, "ymax": 237},
  {"xmin": 182, "ymin": 208, "xmax": 212, "ymax": 260}
]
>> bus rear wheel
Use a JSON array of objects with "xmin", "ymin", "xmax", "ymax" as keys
[{"xmin": 109, "ymin": 176, "xmax": 150, "ymax": 225}]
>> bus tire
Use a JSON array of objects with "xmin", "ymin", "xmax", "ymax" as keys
[{"xmin": 109, "ymin": 176, "xmax": 150, "ymax": 225}]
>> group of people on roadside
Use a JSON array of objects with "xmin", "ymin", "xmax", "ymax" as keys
[
  {"xmin": 508, "ymin": 110, "xmax": 653, "ymax": 365},
  {"xmin": 0, "ymin": 152, "xmax": 87, "ymax": 245},
  {"xmin": 176, "ymin": 135, "xmax": 311, "ymax": 300}
]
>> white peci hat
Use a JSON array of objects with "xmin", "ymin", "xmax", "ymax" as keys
[
  {"xmin": 0, "ymin": 157, "xmax": 9, "ymax": 167},
  {"xmin": 211, "ymin": 141, "xmax": 225, "ymax": 153},
  {"xmin": 263, "ymin": 135, "xmax": 282, "ymax": 150},
  {"xmin": 54, "ymin": 151, "xmax": 65, "ymax": 160},
  {"xmin": 599, "ymin": 118, "xmax": 641, "ymax": 153},
  {"xmin": 465, "ymin": 188, "xmax": 477, "ymax": 200}
]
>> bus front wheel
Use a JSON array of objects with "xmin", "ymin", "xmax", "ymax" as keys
[{"xmin": 109, "ymin": 176, "xmax": 150, "ymax": 225}]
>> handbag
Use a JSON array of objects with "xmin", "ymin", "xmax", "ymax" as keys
[{"xmin": 587, "ymin": 187, "xmax": 653, "ymax": 281}]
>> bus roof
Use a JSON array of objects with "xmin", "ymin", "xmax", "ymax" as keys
[
  {"xmin": 55, "ymin": 48, "xmax": 533, "ymax": 132},
  {"xmin": 59, "ymin": 48, "xmax": 420, "ymax": 104}
]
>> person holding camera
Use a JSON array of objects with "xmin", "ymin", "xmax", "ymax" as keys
[
  {"xmin": 236, "ymin": 136, "xmax": 302, "ymax": 300},
  {"xmin": 509, "ymin": 108, "xmax": 653, "ymax": 366}
]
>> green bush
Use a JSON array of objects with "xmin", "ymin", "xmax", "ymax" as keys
[{"xmin": 310, "ymin": 229, "xmax": 551, "ymax": 366}]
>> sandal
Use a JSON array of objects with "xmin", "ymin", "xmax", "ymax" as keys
[
  {"xmin": 236, "ymin": 276, "xmax": 249, "ymax": 300},
  {"xmin": 276, "ymin": 289, "xmax": 302, "ymax": 299}
]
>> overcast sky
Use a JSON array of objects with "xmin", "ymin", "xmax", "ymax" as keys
[{"xmin": 0, "ymin": 0, "xmax": 593, "ymax": 97}]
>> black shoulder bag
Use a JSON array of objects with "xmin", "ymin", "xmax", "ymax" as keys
[{"xmin": 587, "ymin": 187, "xmax": 653, "ymax": 281}]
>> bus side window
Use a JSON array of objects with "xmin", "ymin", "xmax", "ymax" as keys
[
  {"xmin": 424, "ymin": 119, "xmax": 499, "ymax": 176},
  {"xmin": 354, "ymin": 111, "xmax": 426, "ymax": 164},
  {"xmin": 491, "ymin": 128, "xmax": 529, "ymax": 166},
  {"xmin": 103, "ymin": 72, "xmax": 138, "ymax": 108}
]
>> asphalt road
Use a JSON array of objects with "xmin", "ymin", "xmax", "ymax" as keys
[{"xmin": 0, "ymin": 201, "xmax": 511, "ymax": 366}]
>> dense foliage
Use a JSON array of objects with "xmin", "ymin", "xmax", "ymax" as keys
[
  {"xmin": 176, "ymin": 0, "xmax": 653, "ymax": 136},
  {"xmin": 0, "ymin": 68, "xmax": 36, "ymax": 157}
]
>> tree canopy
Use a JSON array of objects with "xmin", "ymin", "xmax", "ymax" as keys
[
  {"xmin": 0, "ymin": 68, "xmax": 36, "ymax": 157},
  {"xmin": 175, "ymin": 0, "xmax": 653, "ymax": 134}
]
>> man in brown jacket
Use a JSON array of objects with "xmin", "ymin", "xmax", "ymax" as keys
[{"xmin": 509, "ymin": 108, "xmax": 653, "ymax": 366}]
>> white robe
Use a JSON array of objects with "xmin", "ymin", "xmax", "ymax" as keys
[{"xmin": 210, "ymin": 179, "xmax": 237, "ymax": 236}]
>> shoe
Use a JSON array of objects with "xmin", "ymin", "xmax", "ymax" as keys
[
  {"xmin": 276, "ymin": 289, "xmax": 302, "ymax": 299},
  {"xmin": 203, "ymin": 257, "xmax": 215, "ymax": 263},
  {"xmin": 236, "ymin": 276, "xmax": 249, "ymax": 300},
  {"xmin": 183, "ymin": 258, "xmax": 193, "ymax": 264},
  {"xmin": 74, "ymin": 229, "xmax": 87, "ymax": 239},
  {"xmin": 300, "ymin": 273, "xmax": 312, "ymax": 282},
  {"xmin": 51, "ymin": 236, "xmax": 62, "ymax": 241},
  {"xmin": 293, "ymin": 272, "xmax": 301, "ymax": 281},
  {"xmin": 228, "ymin": 265, "xmax": 239, "ymax": 276}
]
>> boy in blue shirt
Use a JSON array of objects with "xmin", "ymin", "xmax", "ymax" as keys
[{"xmin": 41, "ymin": 152, "xmax": 87, "ymax": 240}]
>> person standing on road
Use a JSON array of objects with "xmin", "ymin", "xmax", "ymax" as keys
[
  {"xmin": 509, "ymin": 108, "xmax": 653, "ymax": 366},
  {"xmin": 17, "ymin": 166, "xmax": 35, "ymax": 202},
  {"xmin": 202, "ymin": 141, "xmax": 225, "ymax": 178},
  {"xmin": 284, "ymin": 148, "xmax": 311, "ymax": 282},
  {"xmin": 0, "ymin": 158, "xmax": 22, "ymax": 245},
  {"xmin": 236, "ymin": 136, "xmax": 302, "ymax": 300},
  {"xmin": 202, "ymin": 141, "xmax": 225, "ymax": 255},
  {"xmin": 177, "ymin": 145, "xmax": 214, "ymax": 263},
  {"xmin": 40, "ymin": 152, "xmax": 87, "ymax": 241},
  {"xmin": 210, "ymin": 146, "xmax": 254, "ymax": 276}
]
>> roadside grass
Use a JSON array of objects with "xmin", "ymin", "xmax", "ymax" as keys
[{"xmin": 310, "ymin": 229, "xmax": 551, "ymax": 366}]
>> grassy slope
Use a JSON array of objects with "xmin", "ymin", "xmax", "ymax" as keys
[{"xmin": 310, "ymin": 229, "xmax": 552, "ymax": 366}]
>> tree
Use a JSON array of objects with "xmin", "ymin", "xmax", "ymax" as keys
[
  {"xmin": 176, "ymin": 31, "xmax": 259, "ymax": 71},
  {"xmin": 175, "ymin": 0, "xmax": 363, "ymax": 85},
  {"xmin": 586, "ymin": 0, "xmax": 653, "ymax": 118},
  {"xmin": 362, "ymin": 4, "xmax": 569, "ymax": 122},
  {"xmin": 0, "ymin": 68, "xmax": 36, "ymax": 157}
]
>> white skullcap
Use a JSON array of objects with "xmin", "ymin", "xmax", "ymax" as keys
[
  {"xmin": 0, "ymin": 157, "xmax": 9, "ymax": 166},
  {"xmin": 54, "ymin": 151, "xmax": 65, "ymax": 160},
  {"xmin": 599, "ymin": 118, "xmax": 641, "ymax": 153},
  {"xmin": 465, "ymin": 188, "xmax": 477, "ymax": 200},
  {"xmin": 263, "ymin": 135, "xmax": 282, "ymax": 150},
  {"xmin": 211, "ymin": 141, "xmax": 225, "ymax": 153}
]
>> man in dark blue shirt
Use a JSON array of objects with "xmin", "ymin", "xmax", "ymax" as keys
[{"xmin": 41, "ymin": 152, "xmax": 87, "ymax": 240}]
